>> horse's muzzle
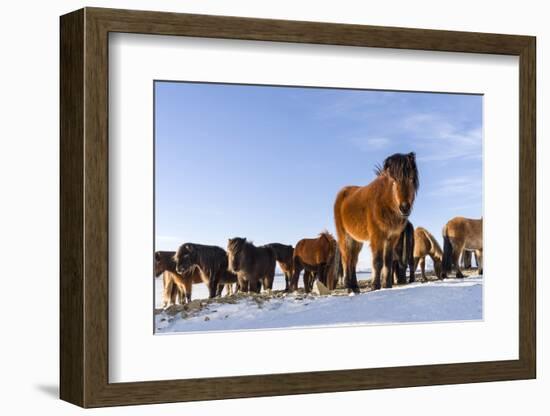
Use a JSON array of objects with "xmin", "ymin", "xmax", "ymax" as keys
[{"xmin": 399, "ymin": 202, "xmax": 411, "ymax": 217}]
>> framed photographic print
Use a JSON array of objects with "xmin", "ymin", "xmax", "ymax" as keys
[{"xmin": 60, "ymin": 7, "xmax": 536, "ymax": 408}]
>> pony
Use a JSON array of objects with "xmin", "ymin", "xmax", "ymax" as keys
[
  {"xmin": 441, "ymin": 217, "xmax": 483, "ymax": 278},
  {"xmin": 392, "ymin": 220, "xmax": 415, "ymax": 284},
  {"xmin": 227, "ymin": 238, "xmax": 276, "ymax": 293},
  {"xmin": 262, "ymin": 243, "xmax": 294, "ymax": 291},
  {"xmin": 154, "ymin": 250, "xmax": 202, "ymax": 306},
  {"xmin": 173, "ymin": 243, "xmax": 236, "ymax": 298},
  {"xmin": 412, "ymin": 227, "xmax": 443, "ymax": 281},
  {"xmin": 334, "ymin": 152, "xmax": 419, "ymax": 292},
  {"xmin": 290, "ymin": 231, "xmax": 340, "ymax": 292}
]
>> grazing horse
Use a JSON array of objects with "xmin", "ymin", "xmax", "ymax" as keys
[
  {"xmin": 413, "ymin": 227, "xmax": 443, "ymax": 281},
  {"xmin": 154, "ymin": 250, "xmax": 202, "ymax": 306},
  {"xmin": 290, "ymin": 231, "xmax": 340, "ymax": 292},
  {"xmin": 263, "ymin": 243, "xmax": 294, "ymax": 291},
  {"xmin": 227, "ymin": 238, "xmax": 277, "ymax": 293},
  {"xmin": 334, "ymin": 152, "xmax": 419, "ymax": 292},
  {"xmin": 441, "ymin": 217, "xmax": 483, "ymax": 278},
  {"xmin": 173, "ymin": 243, "xmax": 236, "ymax": 298},
  {"xmin": 392, "ymin": 221, "xmax": 415, "ymax": 284}
]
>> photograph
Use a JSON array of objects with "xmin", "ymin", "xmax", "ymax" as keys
[{"xmin": 153, "ymin": 81, "xmax": 484, "ymax": 333}]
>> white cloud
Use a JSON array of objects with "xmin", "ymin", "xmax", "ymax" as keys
[
  {"xmin": 349, "ymin": 136, "xmax": 391, "ymax": 151},
  {"xmin": 429, "ymin": 175, "xmax": 482, "ymax": 198},
  {"xmin": 401, "ymin": 113, "xmax": 482, "ymax": 162}
]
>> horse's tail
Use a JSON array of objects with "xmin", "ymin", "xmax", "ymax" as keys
[
  {"xmin": 333, "ymin": 187, "xmax": 350, "ymax": 244},
  {"xmin": 442, "ymin": 225, "xmax": 453, "ymax": 274},
  {"xmin": 327, "ymin": 240, "xmax": 341, "ymax": 290}
]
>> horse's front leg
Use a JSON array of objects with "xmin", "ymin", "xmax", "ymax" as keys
[
  {"xmin": 381, "ymin": 240, "xmax": 394, "ymax": 289},
  {"xmin": 408, "ymin": 257, "xmax": 416, "ymax": 283},
  {"xmin": 371, "ymin": 249, "xmax": 383, "ymax": 290},
  {"xmin": 237, "ymin": 274, "xmax": 248, "ymax": 293}
]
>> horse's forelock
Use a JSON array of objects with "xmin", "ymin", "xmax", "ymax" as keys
[
  {"xmin": 228, "ymin": 237, "xmax": 246, "ymax": 254},
  {"xmin": 378, "ymin": 152, "xmax": 419, "ymax": 191}
]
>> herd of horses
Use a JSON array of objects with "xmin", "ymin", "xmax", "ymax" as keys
[{"xmin": 155, "ymin": 152, "xmax": 483, "ymax": 307}]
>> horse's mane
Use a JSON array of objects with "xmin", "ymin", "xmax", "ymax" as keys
[
  {"xmin": 318, "ymin": 230, "xmax": 336, "ymax": 243},
  {"xmin": 374, "ymin": 152, "xmax": 419, "ymax": 192},
  {"xmin": 419, "ymin": 227, "xmax": 443, "ymax": 258}
]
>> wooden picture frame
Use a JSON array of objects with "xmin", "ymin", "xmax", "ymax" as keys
[{"xmin": 60, "ymin": 7, "xmax": 536, "ymax": 408}]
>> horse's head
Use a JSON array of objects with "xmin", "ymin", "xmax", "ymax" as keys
[
  {"xmin": 227, "ymin": 237, "xmax": 246, "ymax": 273},
  {"xmin": 378, "ymin": 152, "xmax": 419, "ymax": 218},
  {"xmin": 154, "ymin": 251, "xmax": 174, "ymax": 277},
  {"xmin": 174, "ymin": 243, "xmax": 197, "ymax": 274}
]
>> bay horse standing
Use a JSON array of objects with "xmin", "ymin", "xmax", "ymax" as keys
[
  {"xmin": 290, "ymin": 231, "xmax": 340, "ymax": 292},
  {"xmin": 173, "ymin": 243, "xmax": 237, "ymax": 298},
  {"xmin": 227, "ymin": 238, "xmax": 277, "ymax": 293},
  {"xmin": 441, "ymin": 217, "xmax": 483, "ymax": 278},
  {"xmin": 334, "ymin": 152, "xmax": 419, "ymax": 292},
  {"xmin": 392, "ymin": 220, "xmax": 415, "ymax": 284},
  {"xmin": 263, "ymin": 243, "xmax": 294, "ymax": 291},
  {"xmin": 413, "ymin": 227, "xmax": 443, "ymax": 281}
]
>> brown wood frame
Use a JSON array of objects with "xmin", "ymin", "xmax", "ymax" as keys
[{"xmin": 60, "ymin": 7, "xmax": 536, "ymax": 408}]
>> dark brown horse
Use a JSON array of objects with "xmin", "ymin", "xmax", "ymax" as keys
[
  {"xmin": 392, "ymin": 220, "xmax": 415, "ymax": 284},
  {"xmin": 173, "ymin": 243, "xmax": 236, "ymax": 298},
  {"xmin": 227, "ymin": 238, "xmax": 276, "ymax": 293},
  {"xmin": 262, "ymin": 243, "xmax": 294, "ymax": 291},
  {"xmin": 290, "ymin": 231, "xmax": 340, "ymax": 292},
  {"xmin": 334, "ymin": 152, "xmax": 419, "ymax": 292},
  {"xmin": 442, "ymin": 217, "xmax": 483, "ymax": 278}
]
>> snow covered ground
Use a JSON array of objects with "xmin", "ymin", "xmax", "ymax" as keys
[{"xmin": 154, "ymin": 273, "xmax": 483, "ymax": 333}]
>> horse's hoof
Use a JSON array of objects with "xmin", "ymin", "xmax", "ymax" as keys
[{"xmin": 348, "ymin": 287, "xmax": 360, "ymax": 295}]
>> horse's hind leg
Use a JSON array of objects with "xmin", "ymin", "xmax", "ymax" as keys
[
  {"xmin": 475, "ymin": 250, "xmax": 483, "ymax": 275},
  {"xmin": 303, "ymin": 271, "xmax": 311, "ymax": 293},
  {"xmin": 344, "ymin": 237, "xmax": 362, "ymax": 293},
  {"xmin": 452, "ymin": 242, "xmax": 465, "ymax": 278}
]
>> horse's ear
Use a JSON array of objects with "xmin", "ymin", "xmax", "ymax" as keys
[{"xmin": 408, "ymin": 152, "xmax": 416, "ymax": 161}]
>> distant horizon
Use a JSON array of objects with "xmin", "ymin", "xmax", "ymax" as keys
[{"xmin": 154, "ymin": 81, "xmax": 483, "ymax": 270}]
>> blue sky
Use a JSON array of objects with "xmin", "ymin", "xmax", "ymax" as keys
[{"xmin": 155, "ymin": 82, "xmax": 482, "ymax": 269}]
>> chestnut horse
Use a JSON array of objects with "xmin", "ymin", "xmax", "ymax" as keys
[
  {"xmin": 290, "ymin": 231, "xmax": 340, "ymax": 292},
  {"xmin": 392, "ymin": 220, "xmax": 415, "ymax": 284},
  {"xmin": 413, "ymin": 227, "xmax": 443, "ymax": 281},
  {"xmin": 263, "ymin": 243, "xmax": 294, "ymax": 291},
  {"xmin": 334, "ymin": 152, "xmax": 419, "ymax": 292},
  {"xmin": 154, "ymin": 251, "xmax": 202, "ymax": 306},
  {"xmin": 441, "ymin": 217, "xmax": 483, "ymax": 278}
]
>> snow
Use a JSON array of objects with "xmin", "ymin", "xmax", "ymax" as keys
[{"xmin": 154, "ymin": 274, "xmax": 483, "ymax": 333}]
